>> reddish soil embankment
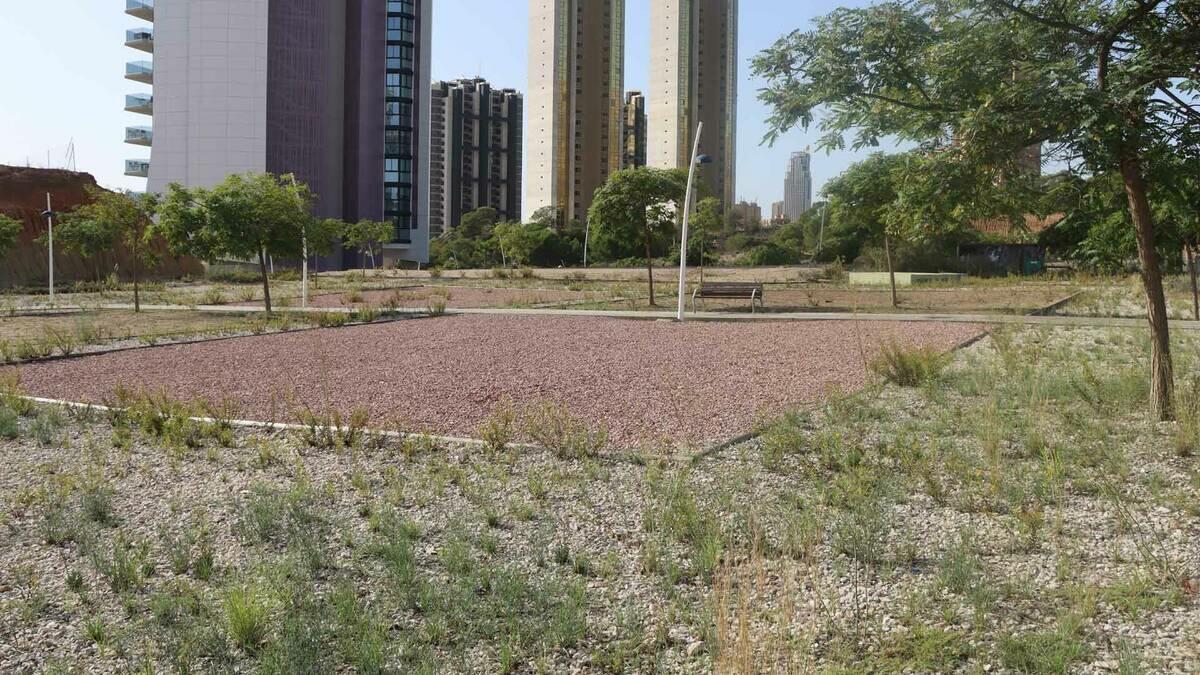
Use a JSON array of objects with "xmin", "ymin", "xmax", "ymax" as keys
[
  {"xmin": 14, "ymin": 315, "xmax": 983, "ymax": 447},
  {"xmin": 0, "ymin": 165, "xmax": 202, "ymax": 288}
]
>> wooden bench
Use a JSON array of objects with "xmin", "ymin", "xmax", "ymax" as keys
[{"xmin": 691, "ymin": 282, "xmax": 766, "ymax": 313}]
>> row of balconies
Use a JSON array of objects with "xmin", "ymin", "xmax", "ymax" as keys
[{"xmin": 125, "ymin": 1, "xmax": 153, "ymax": 177}]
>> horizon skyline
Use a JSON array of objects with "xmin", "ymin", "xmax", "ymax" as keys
[{"xmin": 0, "ymin": 0, "xmax": 897, "ymax": 212}]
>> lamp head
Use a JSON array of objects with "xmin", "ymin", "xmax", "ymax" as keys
[{"xmin": 696, "ymin": 155, "xmax": 713, "ymax": 165}]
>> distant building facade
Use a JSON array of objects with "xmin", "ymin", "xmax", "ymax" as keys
[
  {"xmin": 622, "ymin": 91, "xmax": 647, "ymax": 169},
  {"xmin": 526, "ymin": 0, "xmax": 626, "ymax": 224},
  {"xmin": 783, "ymin": 151, "xmax": 813, "ymax": 222},
  {"xmin": 429, "ymin": 78, "xmax": 523, "ymax": 236},
  {"xmin": 771, "ymin": 200, "xmax": 785, "ymax": 225},
  {"xmin": 649, "ymin": 0, "xmax": 738, "ymax": 208},
  {"xmin": 124, "ymin": 0, "xmax": 433, "ymax": 265},
  {"xmin": 732, "ymin": 201, "xmax": 762, "ymax": 229}
]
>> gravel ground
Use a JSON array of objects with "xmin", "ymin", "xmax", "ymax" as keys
[
  {"xmin": 10, "ymin": 315, "xmax": 983, "ymax": 448},
  {"xmin": 273, "ymin": 286, "xmax": 612, "ymax": 310}
]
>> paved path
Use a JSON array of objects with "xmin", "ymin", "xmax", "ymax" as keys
[{"xmin": 10, "ymin": 301, "xmax": 1200, "ymax": 331}]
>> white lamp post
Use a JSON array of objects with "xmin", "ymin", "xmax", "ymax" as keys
[
  {"xmin": 677, "ymin": 123, "xmax": 711, "ymax": 322},
  {"xmin": 41, "ymin": 193, "xmax": 54, "ymax": 305}
]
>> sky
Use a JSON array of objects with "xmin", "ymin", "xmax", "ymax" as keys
[{"xmin": 0, "ymin": 0, "xmax": 894, "ymax": 207}]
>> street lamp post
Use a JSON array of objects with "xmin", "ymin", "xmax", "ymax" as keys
[
  {"xmin": 41, "ymin": 193, "xmax": 55, "ymax": 305},
  {"xmin": 677, "ymin": 123, "xmax": 711, "ymax": 322}
]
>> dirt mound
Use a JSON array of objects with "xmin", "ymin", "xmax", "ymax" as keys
[{"xmin": 0, "ymin": 166, "xmax": 202, "ymax": 288}]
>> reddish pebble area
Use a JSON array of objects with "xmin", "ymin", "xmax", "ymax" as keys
[
  {"xmin": 13, "ymin": 316, "xmax": 982, "ymax": 447},
  {"xmin": 292, "ymin": 287, "xmax": 602, "ymax": 309}
]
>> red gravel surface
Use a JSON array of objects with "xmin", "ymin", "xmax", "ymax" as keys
[
  {"xmin": 13, "ymin": 316, "xmax": 983, "ymax": 448},
  {"xmin": 287, "ymin": 286, "xmax": 604, "ymax": 309}
]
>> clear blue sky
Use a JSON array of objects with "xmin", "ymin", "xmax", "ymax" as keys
[{"xmin": 0, "ymin": 0, "xmax": 892, "ymax": 207}]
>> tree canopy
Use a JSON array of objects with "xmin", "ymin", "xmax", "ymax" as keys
[
  {"xmin": 587, "ymin": 167, "xmax": 688, "ymax": 304},
  {"xmin": 0, "ymin": 213, "xmax": 21, "ymax": 259},
  {"xmin": 158, "ymin": 172, "xmax": 313, "ymax": 312},
  {"xmin": 752, "ymin": 0, "xmax": 1199, "ymax": 418},
  {"xmin": 57, "ymin": 187, "xmax": 160, "ymax": 311}
]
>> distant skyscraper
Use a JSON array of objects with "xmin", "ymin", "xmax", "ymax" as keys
[
  {"xmin": 771, "ymin": 201, "xmax": 785, "ymax": 225},
  {"xmin": 649, "ymin": 0, "xmax": 738, "ymax": 208},
  {"xmin": 622, "ymin": 91, "xmax": 647, "ymax": 169},
  {"xmin": 783, "ymin": 151, "xmax": 813, "ymax": 222},
  {"xmin": 526, "ymin": 0, "xmax": 625, "ymax": 225},
  {"xmin": 429, "ymin": 79, "xmax": 523, "ymax": 236},
  {"xmin": 127, "ymin": 0, "xmax": 433, "ymax": 265}
]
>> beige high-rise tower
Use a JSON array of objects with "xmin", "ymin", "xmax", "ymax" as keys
[
  {"xmin": 525, "ymin": 0, "xmax": 625, "ymax": 225},
  {"xmin": 649, "ymin": 0, "xmax": 738, "ymax": 208}
]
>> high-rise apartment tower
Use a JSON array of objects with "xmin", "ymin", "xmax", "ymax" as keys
[
  {"xmin": 622, "ymin": 91, "xmax": 647, "ymax": 169},
  {"xmin": 123, "ymin": 0, "xmax": 432, "ymax": 264},
  {"xmin": 525, "ymin": 0, "xmax": 625, "ymax": 224},
  {"xmin": 648, "ymin": 0, "xmax": 738, "ymax": 208},
  {"xmin": 429, "ymin": 79, "xmax": 523, "ymax": 236},
  {"xmin": 783, "ymin": 151, "xmax": 813, "ymax": 222}
]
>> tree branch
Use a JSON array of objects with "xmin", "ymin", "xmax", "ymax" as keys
[
  {"xmin": 1155, "ymin": 86, "xmax": 1200, "ymax": 120},
  {"xmin": 983, "ymin": 0, "xmax": 1097, "ymax": 38}
]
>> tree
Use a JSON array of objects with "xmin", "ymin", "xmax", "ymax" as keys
[
  {"xmin": 588, "ymin": 167, "xmax": 688, "ymax": 305},
  {"xmin": 753, "ymin": 0, "xmax": 1199, "ymax": 420},
  {"xmin": 0, "ymin": 214, "xmax": 20, "ymax": 259},
  {"xmin": 458, "ymin": 207, "xmax": 501, "ymax": 240},
  {"xmin": 50, "ymin": 186, "xmax": 121, "ymax": 282},
  {"xmin": 58, "ymin": 188, "xmax": 160, "ymax": 311},
  {"xmin": 823, "ymin": 153, "xmax": 913, "ymax": 307},
  {"xmin": 493, "ymin": 222, "xmax": 551, "ymax": 267},
  {"xmin": 343, "ymin": 219, "xmax": 392, "ymax": 277},
  {"xmin": 158, "ymin": 172, "xmax": 312, "ymax": 313}
]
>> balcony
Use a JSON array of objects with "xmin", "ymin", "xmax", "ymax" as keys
[
  {"xmin": 126, "ymin": 0, "xmax": 154, "ymax": 21},
  {"xmin": 125, "ymin": 60, "xmax": 153, "ymax": 85},
  {"xmin": 125, "ymin": 28, "xmax": 153, "ymax": 53},
  {"xmin": 125, "ymin": 93, "xmax": 153, "ymax": 115},
  {"xmin": 125, "ymin": 126, "xmax": 153, "ymax": 147},
  {"xmin": 125, "ymin": 159, "xmax": 150, "ymax": 178}
]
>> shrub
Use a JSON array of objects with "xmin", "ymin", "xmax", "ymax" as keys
[
  {"xmin": 523, "ymin": 401, "xmax": 607, "ymax": 459},
  {"xmin": 225, "ymin": 586, "xmax": 271, "ymax": 652},
  {"xmin": 479, "ymin": 402, "xmax": 517, "ymax": 454},
  {"xmin": 80, "ymin": 480, "xmax": 117, "ymax": 526},
  {"xmin": 31, "ymin": 407, "xmax": 67, "ymax": 446},
  {"xmin": 870, "ymin": 342, "xmax": 949, "ymax": 387},
  {"xmin": 0, "ymin": 406, "xmax": 18, "ymax": 439},
  {"xmin": 999, "ymin": 615, "xmax": 1090, "ymax": 674},
  {"xmin": 427, "ymin": 297, "xmax": 448, "ymax": 316}
]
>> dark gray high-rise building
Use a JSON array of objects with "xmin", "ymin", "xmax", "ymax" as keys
[
  {"xmin": 429, "ymin": 79, "xmax": 523, "ymax": 236},
  {"xmin": 622, "ymin": 91, "xmax": 647, "ymax": 169},
  {"xmin": 126, "ymin": 0, "xmax": 432, "ymax": 264}
]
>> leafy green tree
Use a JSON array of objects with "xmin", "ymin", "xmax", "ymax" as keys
[
  {"xmin": 50, "ymin": 186, "xmax": 120, "ymax": 281},
  {"xmin": 588, "ymin": 167, "xmax": 688, "ymax": 305},
  {"xmin": 59, "ymin": 188, "xmax": 160, "ymax": 311},
  {"xmin": 753, "ymin": 0, "xmax": 1199, "ymax": 419},
  {"xmin": 158, "ymin": 172, "xmax": 312, "ymax": 313},
  {"xmin": 823, "ymin": 153, "xmax": 915, "ymax": 307},
  {"xmin": 0, "ymin": 213, "xmax": 21, "ymax": 259},
  {"xmin": 343, "ymin": 218, "xmax": 392, "ymax": 276},
  {"xmin": 494, "ymin": 222, "xmax": 551, "ymax": 267},
  {"xmin": 458, "ymin": 207, "xmax": 501, "ymax": 240}
]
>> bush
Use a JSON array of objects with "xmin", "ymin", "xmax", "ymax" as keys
[
  {"xmin": 523, "ymin": 402, "xmax": 607, "ymax": 459},
  {"xmin": 869, "ymin": 342, "xmax": 949, "ymax": 387},
  {"xmin": 0, "ymin": 406, "xmax": 18, "ymax": 439},
  {"xmin": 225, "ymin": 585, "xmax": 271, "ymax": 652}
]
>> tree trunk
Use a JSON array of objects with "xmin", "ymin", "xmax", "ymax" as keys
[
  {"xmin": 1120, "ymin": 155, "xmax": 1173, "ymax": 420},
  {"xmin": 1188, "ymin": 245, "xmax": 1198, "ymax": 322},
  {"xmin": 644, "ymin": 231, "xmax": 656, "ymax": 306},
  {"xmin": 884, "ymin": 234, "xmax": 898, "ymax": 309},
  {"xmin": 132, "ymin": 240, "xmax": 141, "ymax": 313},
  {"xmin": 258, "ymin": 247, "xmax": 273, "ymax": 314}
]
